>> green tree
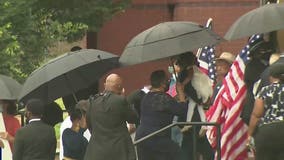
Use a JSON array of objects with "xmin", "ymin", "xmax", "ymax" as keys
[
  {"xmin": 35, "ymin": 0, "xmax": 131, "ymax": 31},
  {"xmin": 0, "ymin": 0, "xmax": 131, "ymax": 83}
]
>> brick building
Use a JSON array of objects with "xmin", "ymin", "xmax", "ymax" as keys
[{"xmin": 93, "ymin": 0, "xmax": 261, "ymax": 94}]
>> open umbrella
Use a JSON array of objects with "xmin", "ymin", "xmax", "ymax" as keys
[
  {"xmin": 0, "ymin": 74, "xmax": 22, "ymax": 100},
  {"xmin": 18, "ymin": 49, "xmax": 119, "ymax": 105},
  {"xmin": 224, "ymin": 3, "xmax": 284, "ymax": 40},
  {"xmin": 119, "ymin": 21, "xmax": 223, "ymax": 66}
]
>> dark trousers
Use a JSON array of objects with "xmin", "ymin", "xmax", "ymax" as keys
[
  {"xmin": 136, "ymin": 142, "xmax": 181, "ymax": 160},
  {"xmin": 181, "ymin": 130, "xmax": 214, "ymax": 160},
  {"xmin": 254, "ymin": 121, "xmax": 284, "ymax": 160},
  {"xmin": 180, "ymin": 107, "xmax": 214, "ymax": 160}
]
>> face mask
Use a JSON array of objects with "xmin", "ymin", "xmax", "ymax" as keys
[{"xmin": 168, "ymin": 66, "xmax": 174, "ymax": 74}]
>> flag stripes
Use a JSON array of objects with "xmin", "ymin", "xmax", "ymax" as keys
[{"xmin": 206, "ymin": 35, "xmax": 262, "ymax": 160}]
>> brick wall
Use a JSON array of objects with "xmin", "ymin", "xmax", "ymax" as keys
[
  {"xmin": 96, "ymin": 0, "xmax": 260, "ymax": 94},
  {"xmin": 173, "ymin": 0, "xmax": 258, "ymax": 55}
]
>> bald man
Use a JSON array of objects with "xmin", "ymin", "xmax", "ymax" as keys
[
  {"xmin": 84, "ymin": 74, "xmax": 138, "ymax": 160},
  {"xmin": 104, "ymin": 74, "xmax": 124, "ymax": 95}
]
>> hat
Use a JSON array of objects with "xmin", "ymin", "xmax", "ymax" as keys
[
  {"xmin": 216, "ymin": 52, "xmax": 236, "ymax": 64},
  {"xmin": 269, "ymin": 63, "xmax": 284, "ymax": 77}
]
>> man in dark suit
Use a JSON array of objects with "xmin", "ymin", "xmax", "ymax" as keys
[
  {"xmin": 84, "ymin": 74, "xmax": 138, "ymax": 160},
  {"xmin": 13, "ymin": 99, "xmax": 56, "ymax": 160}
]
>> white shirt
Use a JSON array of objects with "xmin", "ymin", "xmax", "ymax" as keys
[{"xmin": 29, "ymin": 118, "xmax": 41, "ymax": 123}]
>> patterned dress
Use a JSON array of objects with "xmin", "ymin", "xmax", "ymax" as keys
[{"xmin": 256, "ymin": 82, "xmax": 284, "ymax": 126}]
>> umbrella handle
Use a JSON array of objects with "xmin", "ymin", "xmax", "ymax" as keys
[
  {"xmin": 64, "ymin": 73, "xmax": 78, "ymax": 103},
  {"xmin": 206, "ymin": 18, "xmax": 213, "ymax": 28},
  {"xmin": 72, "ymin": 93, "xmax": 78, "ymax": 103}
]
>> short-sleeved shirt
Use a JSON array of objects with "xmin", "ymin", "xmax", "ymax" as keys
[
  {"xmin": 62, "ymin": 128, "xmax": 88, "ymax": 160},
  {"xmin": 256, "ymin": 83, "xmax": 284, "ymax": 126}
]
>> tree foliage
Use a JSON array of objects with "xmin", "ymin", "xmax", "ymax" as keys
[
  {"xmin": 0, "ymin": 0, "xmax": 131, "ymax": 83},
  {"xmin": 36, "ymin": 0, "xmax": 131, "ymax": 31}
]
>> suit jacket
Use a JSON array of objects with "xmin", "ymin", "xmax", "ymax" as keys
[
  {"xmin": 84, "ymin": 91, "xmax": 138, "ymax": 160},
  {"xmin": 127, "ymin": 89, "xmax": 146, "ymax": 125},
  {"xmin": 13, "ymin": 120, "xmax": 56, "ymax": 160}
]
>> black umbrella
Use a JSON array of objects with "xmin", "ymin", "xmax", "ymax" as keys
[
  {"xmin": 119, "ymin": 21, "xmax": 223, "ymax": 66},
  {"xmin": 225, "ymin": 3, "xmax": 284, "ymax": 40},
  {"xmin": 0, "ymin": 74, "xmax": 22, "ymax": 100},
  {"xmin": 42, "ymin": 102, "xmax": 63, "ymax": 127},
  {"xmin": 18, "ymin": 49, "xmax": 119, "ymax": 105},
  {"xmin": 62, "ymin": 81, "xmax": 99, "ymax": 111}
]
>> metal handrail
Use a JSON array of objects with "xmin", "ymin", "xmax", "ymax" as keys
[{"xmin": 134, "ymin": 122, "xmax": 221, "ymax": 160}]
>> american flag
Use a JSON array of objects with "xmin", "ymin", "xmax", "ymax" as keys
[
  {"xmin": 206, "ymin": 35, "xmax": 262, "ymax": 160},
  {"xmin": 197, "ymin": 46, "xmax": 216, "ymax": 83}
]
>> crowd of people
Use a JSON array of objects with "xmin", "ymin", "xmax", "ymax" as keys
[{"xmin": 0, "ymin": 34, "xmax": 284, "ymax": 160}]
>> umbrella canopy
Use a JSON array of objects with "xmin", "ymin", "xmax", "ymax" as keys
[
  {"xmin": 224, "ymin": 3, "xmax": 284, "ymax": 40},
  {"xmin": 119, "ymin": 21, "xmax": 223, "ymax": 66},
  {"xmin": 0, "ymin": 74, "xmax": 22, "ymax": 100},
  {"xmin": 19, "ymin": 49, "xmax": 119, "ymax": 105}
]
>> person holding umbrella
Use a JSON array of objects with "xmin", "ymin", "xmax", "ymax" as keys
[
  {"xmin": 84, "ymin": 73, "xmax": 138, "ymax": 160},
  {"xmin": 175, "ymin": 52, "xmax": 214, "ymax": 160},
  {"xmin": 135, "ymin": 70, "xmax": 188, "ymax": 160}
]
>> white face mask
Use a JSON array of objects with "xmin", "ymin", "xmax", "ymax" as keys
[{"xmin": 168, "ymin": 66, "xmax": 174, "ymax": 74}]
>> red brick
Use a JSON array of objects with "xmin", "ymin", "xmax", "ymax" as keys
[{"xmin": 96, "ymin": 0, "xmax": 260, "ymax": 93}]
